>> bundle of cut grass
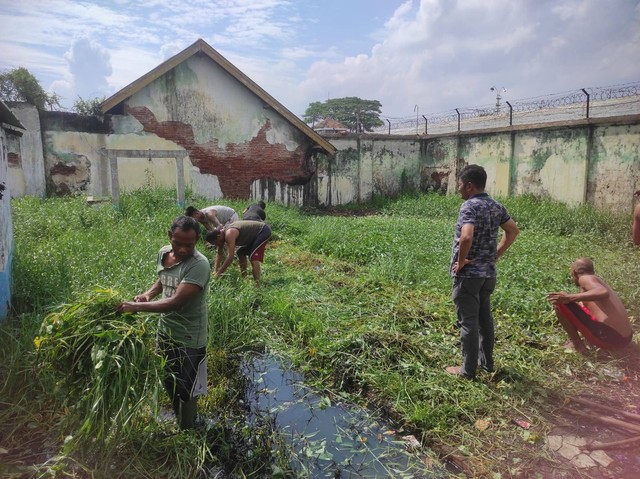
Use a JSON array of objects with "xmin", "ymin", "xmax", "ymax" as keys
[{"xmin": 34, "ymin": 289, "xmax": 164, "ymax": 451}]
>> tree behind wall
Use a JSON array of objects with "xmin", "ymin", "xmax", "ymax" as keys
[
  {"xmin": 73, "ymin": 96, "xmax": 107, "ymax": 116},
  {"xmin": 0, "ymin": 67, "xmax": 60, "ymax": 110},
  {"xmin": 304, "ymin": 97, "xmax": 383, "ymax": 132}
]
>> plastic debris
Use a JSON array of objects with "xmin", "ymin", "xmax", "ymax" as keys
[
  {"xmin": 403, "ymin": 435, "xmax": 421, "ymax": 449},
  {"xmin": 512, "ymin": 419, "xmax": 531, "ymax": 429}
]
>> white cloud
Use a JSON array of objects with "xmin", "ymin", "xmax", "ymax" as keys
[
  {"xmin": 1, "ymin": 0, "xmax": 638, "ymax": 119},
  {"xmin": 297, "ymin": 0, "xmax": 640, "ymax": 117},
  {"xmin": 64, "ymin": 38, "xmax": 112, "ymax": 99}
]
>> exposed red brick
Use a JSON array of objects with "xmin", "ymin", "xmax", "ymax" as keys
[
  {"xmin": 126, "ymin": 105, "xmax": 313, "ymax": 198},
  {"xmin": 50, "ymin": 163, "xmax": 77, "ymax": 175},
  {"xmin": 8, "ymin": 152, "xmax": 20, "ymax": 167},
  {"xmin": 430, "ymin": 171, "xmax": 448, "ymax": 189}
]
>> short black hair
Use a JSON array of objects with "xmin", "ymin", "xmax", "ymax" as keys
[
  {"xmin": 184, "ymin": 206, "xmax": 198, "ymax": 217},
  {"xmin": 258, "ymin": 201, "xmax": 266, "ymax": 209},
  {"xmin": 458, "ymin": 164, "xmax": 487, "ymax": 189},
  {"xmin": 171, "ymin": 215, "xmax": 200, "ymax": 239},
  {"xmin": 205, "ymin": 228, "xmax": 220, "ymax": 244}
]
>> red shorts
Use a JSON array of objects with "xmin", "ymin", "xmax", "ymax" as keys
[
  {"xmin": 236, "ymin": 224, "xmax": 271, "ymax": 262},
  {"xmin": 556, "ymin": 303, "xmax": 632, "ymax": 350},
  {"xmin": 248, "ymin": 240, "xmax": 268, "ymax": 262}
]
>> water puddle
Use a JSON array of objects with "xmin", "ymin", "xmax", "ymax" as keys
[{"xmin": 242, "ymin": 354, "xmax": 452, "ymax": 478}]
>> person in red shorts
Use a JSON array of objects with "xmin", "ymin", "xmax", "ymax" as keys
[
  {"xmin": 205, "ymin": 220, "xmax": 271, "ymax": 287},
  {"xmin": 547, "ymin": 258, "xmax": 632, "ymax": 354}
]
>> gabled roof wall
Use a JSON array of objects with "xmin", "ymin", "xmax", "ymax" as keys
[{"xmin": 101, "ymin": 39, "xmax": 335, "ymax": 155}]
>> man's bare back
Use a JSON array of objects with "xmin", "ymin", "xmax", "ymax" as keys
[
  {"xmin": 576, "ymin": 274, "xmax": 631, "ymax": 337},
  {"xmin": 548, "ymin": 258, "xmax": 632, "ymax": 351}
]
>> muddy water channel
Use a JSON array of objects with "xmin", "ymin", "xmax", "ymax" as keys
[{"xmin": 241, "ymin": 354, "xmax": 453, "ymax": 478}]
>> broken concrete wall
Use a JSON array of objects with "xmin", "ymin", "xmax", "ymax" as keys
[
  {"xmin": 107, "ymin": 53, "xmax": 317, "ymax": 203},
  {"xmin": 39, "ymin": 111, "xmax": 110, "ymax": 196},
  {"xmin": 7, "ymin": 103, "xmax": 46, "ymax": 198}
]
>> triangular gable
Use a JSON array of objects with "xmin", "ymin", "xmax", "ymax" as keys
[
  {"xmin": 0, "ymin": 100, "xmax": 25, "ymax": 133},
  {"xmin": 100, "ymin": 38, "xmax": 335, "ymax": 155}
]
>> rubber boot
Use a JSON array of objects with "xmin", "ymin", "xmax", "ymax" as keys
[{"xmin": 177, "ymin": 398, "xmax": 198, "ymax": 429}]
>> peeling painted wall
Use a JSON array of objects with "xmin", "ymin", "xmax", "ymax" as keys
[
  {"xmin": 7, "ymin": 104, "xmax": 46, "ymax": 197},
  {"xmin": 10, "ymin": 102, "xmax": 639, "ymax": 213},
  {"xmin": 1, "ymin": 126, "xmax": 15, "ymax": 320},
  {"xmin": 107, "ymin": 53, "xmax": 318, "ymax": 201},
  {"xmin": 512, "ymin": 128, "xmax": 589, "ymax": 205},
  {"xmin": 316, "ymin": 117, "xmax": 639, "ymax": 212},
  {"xmin": 316, "ymin": 136, "xmax": 437, "ymax": 206},
  {"xmin": 460, "ymin": 134, "xmax": 511, "ymax": 196},
  {"xmin": 589, "ymin": 124, "xmax": 640, "ymax": 212}
]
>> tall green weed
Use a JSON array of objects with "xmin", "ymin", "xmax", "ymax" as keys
[{"xmin": 5, "ymin": 188, "xmax": 640, "ymax": 478}]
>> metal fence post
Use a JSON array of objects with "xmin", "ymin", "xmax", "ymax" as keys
[
  {"xmin": 386, "ymin": 119, "xmax": 391, "ymax": 135},
  {"xmin": 455, "ymin": 109, "xmax": 461, "ymax": 132},
  {"xmin": 422, "ymin": 115, "xmax": 427, "ymax": 134},
  {"xmin": 506, "ymin": 101, "xmax": 513, "ymax": 126},
  {"xmin": 582, "ymin": 88, "xmax": 590, "ymax": 119}
]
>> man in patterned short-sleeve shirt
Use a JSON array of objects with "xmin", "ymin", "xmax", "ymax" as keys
[{"xmin": 446, "ymin": 165, "xmax": 519, "ymax": 380}]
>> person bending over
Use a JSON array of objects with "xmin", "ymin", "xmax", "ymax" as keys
[
  {"xmin": 185, "ymin": 205, "xmax": 238, "ymax": 230},
  {"xmin": 206, "ymin": 220, "xmax": 272, "ymax": 287},
  {"xmin": 547, "ymin": 258, "xmax": 632, "ymax": 354},
  {"xmin": 242, "ymin": 201, "xmax": 266, "ymax": 221}
]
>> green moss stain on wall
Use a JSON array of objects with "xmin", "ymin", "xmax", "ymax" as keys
[{"xmin": 531, "ymin": 147, "xmax": 552, "ymax": 171}]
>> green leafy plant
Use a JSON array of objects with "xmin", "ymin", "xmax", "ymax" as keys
[{"xmin": 35, "ymin": 289, "xmax": 164, "ymax": 452}]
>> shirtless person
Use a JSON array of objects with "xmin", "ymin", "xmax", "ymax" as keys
[{"xmin": 547, "ymin": 258, "xmax": 632, "ymax": 353}]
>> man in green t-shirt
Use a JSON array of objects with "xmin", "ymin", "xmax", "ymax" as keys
[{"xmin": 119, "ymin": 216, "xmax": 210, "ymax": 429}]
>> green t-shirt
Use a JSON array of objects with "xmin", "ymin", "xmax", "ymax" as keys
[{"xmin": 156, "ymin": 245, "xmax": 210, "ymax": 348}]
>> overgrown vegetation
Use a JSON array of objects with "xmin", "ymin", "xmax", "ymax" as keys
[
  {"xmin": 2, "ymin": 188, "xmax": 639, "ymax": 478},
  {"xmin": 0, "ymin": 67, "xmax": 60, "ymax": 110},
  {"xmin": 72, "ymin": 95, "xmax": 107, "ymax": 116}
]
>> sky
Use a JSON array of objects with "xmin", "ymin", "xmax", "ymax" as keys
[{"xmin": 1, "ymin": 0, "xmax": 639, "ymax": 120}]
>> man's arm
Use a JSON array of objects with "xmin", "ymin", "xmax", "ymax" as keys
[
  {"xmin": 214, "ymin": 243, "xmax": 224, "ymax": 272},
  {"xmin": 632, "ymin": 203, "xmax": 640, "ymax": 246},
  {"xmin": 214, "ymin": 230, "xmax": 237, "ymax": 278},
  {"xmin": 207, "ymin": 210, "xmax": 222, "ymax": 228},
  {"xmin": 548, "ymin": 275, "xmax": 609, "ymax": 304},
  {"xmin": 453, "ymin": 223, "xmax": 474, "ymax": 273},
  {"xmin": 497, "ymin": 219, "xmax": 519, "ymax": 259},
  {"xmin": 119, "ymin": 282, "xmax": 202, "ymax": 313},
  {"xmin": 133, "ymin": 279, "xmax": 162, "ymax": 303}
]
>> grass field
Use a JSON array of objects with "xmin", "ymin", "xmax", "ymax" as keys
[{"xmin": 1, "ymin": 187, "xmax": 639, "ymax": 478}]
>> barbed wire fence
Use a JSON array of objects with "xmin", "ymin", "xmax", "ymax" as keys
[{"xmin": 372, "ymin": 81, "xmax": 640, "ymax": 135}]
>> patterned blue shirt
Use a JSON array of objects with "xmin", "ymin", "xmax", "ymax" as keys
[{"xmin": 450, "ymin": 193, "xmax": 511, "ymax": 278}]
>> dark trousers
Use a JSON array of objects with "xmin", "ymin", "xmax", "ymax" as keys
[
  {"xmin": 158, "ymin": 334, "xmax": 206, "ymax": 429},
  {"xmin": 452, "ymin": 276, "xmax": 497, "ymax": 378}
]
